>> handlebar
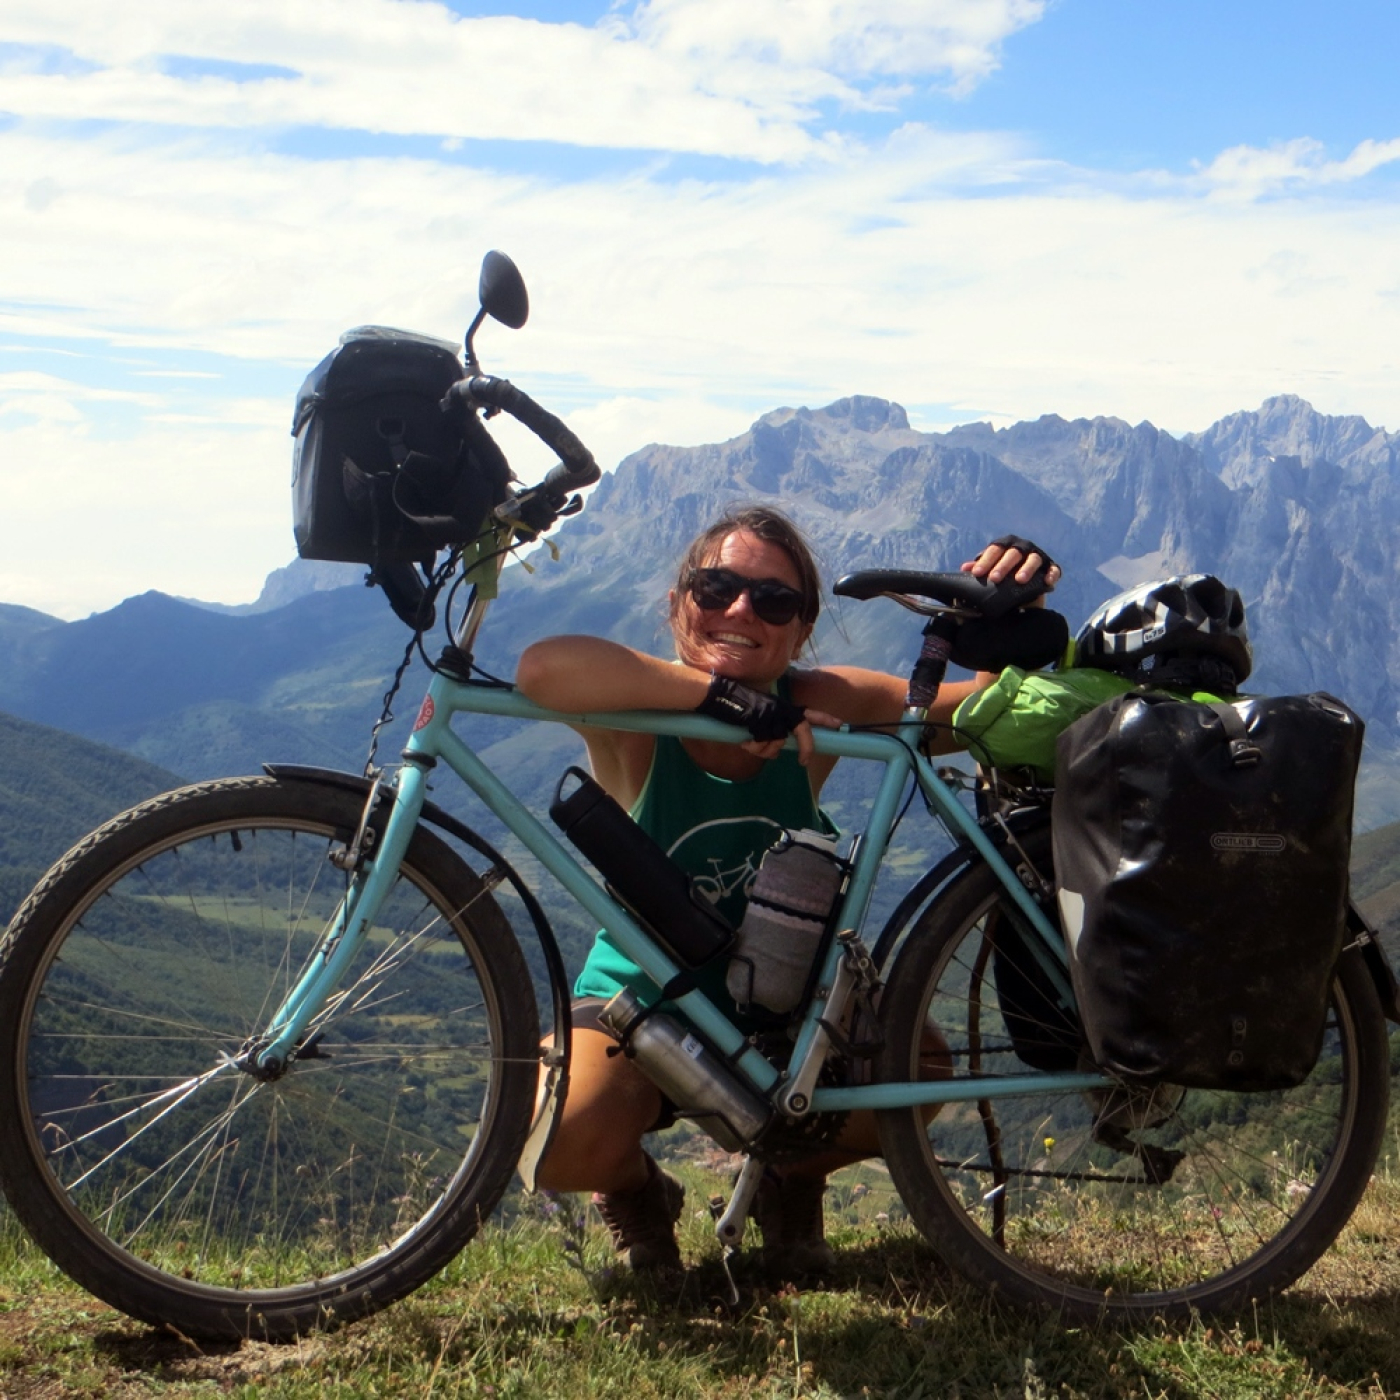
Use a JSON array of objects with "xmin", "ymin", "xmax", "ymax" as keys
[
  {"xmin": 834, "ymin": 568, "xmax": 1064, "ymax": 712},
  {"xmin": 444, "ymin": 375, "xmax": 601, "ymax": 496}
]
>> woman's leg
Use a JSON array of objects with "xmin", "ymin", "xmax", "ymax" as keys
[
  {"xmin": 535, "ymin": 1026, "xmax": 664, "ymax": 1193},
  {"xmin": 535, "ymin": 1018, "xmax": 686, "ymax": 1271},
  {"xmin": 756, "ymin": 1024, "xmax": 954, "ymax": 1273}
]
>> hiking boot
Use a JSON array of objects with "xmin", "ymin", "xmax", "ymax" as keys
[
  {"xmin": 753, "ymin": 1170, "xmax": 836, "ymax": 1276},
  {"xmin": 592, "ymin": 1155, "xmax": 685, "ymax": 1272}
]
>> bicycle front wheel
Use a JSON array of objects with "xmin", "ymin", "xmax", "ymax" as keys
[
  {"xmin": 876, "ymin": 833, "xmax": 1389, "ymax": 1318},
  {"xmin": 0, "ymin": 775, "xmax": 540, "ymax": 1340}
]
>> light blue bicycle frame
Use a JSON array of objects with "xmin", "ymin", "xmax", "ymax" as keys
[{"xmin": 251, "ymin": 660, "xmax": 1105, "ymax": 1118}]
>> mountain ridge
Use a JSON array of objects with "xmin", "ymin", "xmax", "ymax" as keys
[{"xmin": 3, "ymin": 392, "xmax": 1398, "ymax": 822}]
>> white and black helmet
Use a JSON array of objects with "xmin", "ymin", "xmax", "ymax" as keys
[{"xmin": 1075, "ymin": 574, "xmax": 1252, "ymax": 685}]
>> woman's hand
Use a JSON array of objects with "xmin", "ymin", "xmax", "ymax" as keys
[
  {"xmin": 961, "ymin": 534, "xmax": 1061, "ymax": 590},
  {"xmin": 741, "ymin": 707, "xmax": 842, "ymax": 765},
  {"xmin": 696, "ymin": 676, "xmax": 841, "ymax": 766}
]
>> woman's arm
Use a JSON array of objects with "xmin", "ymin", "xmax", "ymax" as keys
[
  {"xmin": 515, "ymin": 637, "xmax": 708, "ymax": 805},
  {"xmin": 516, "ymin": 635, "xmax": 711, "ymax": 714},
  {"xmin": 789, "ymin": 665, "xmax": 995, "ymax": 792},
  {"xmin": 516, "ymin": 635, "xmax": 842, "ymax": 802}
]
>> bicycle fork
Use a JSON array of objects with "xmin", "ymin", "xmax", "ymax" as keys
[{"xmin": 238, "ymin": 761, "xmax": 433, "ymax": 1080}]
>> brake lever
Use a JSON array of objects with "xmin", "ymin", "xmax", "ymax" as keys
[{"xmin": 492, "ymin": 485, "xmax": 582, "ymax": 540}]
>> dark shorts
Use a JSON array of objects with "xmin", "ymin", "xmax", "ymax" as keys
[{"xmin": 571, "ymin": 996, "xmax": 678, "ymax": 1133}]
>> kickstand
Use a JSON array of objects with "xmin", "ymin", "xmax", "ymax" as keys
[{"xmin": 708, "ymin": 1156, "xmax": 765, "ymax": 1306}]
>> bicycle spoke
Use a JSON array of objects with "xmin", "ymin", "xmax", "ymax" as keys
[{"xmin": 4, "ymin": 781, "xmax": 538, "ymax": 1339}]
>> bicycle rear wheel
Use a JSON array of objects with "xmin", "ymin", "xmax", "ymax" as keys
[
  {"xmin": 876, "ymin": 829, "xmax": 1389, "ymax": 1318},
  {"xmin": 0, "ymin": 775, "xmax": 539, "ymax": 1340}
]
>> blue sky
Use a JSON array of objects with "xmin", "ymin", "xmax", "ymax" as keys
[
  {"xmin": 953, "ymin": 2, "xmax": 1400, "ymax": 174},
  {"xmin": 2, "ymin": 0, "xmax": 1398, "ymax": 616}
]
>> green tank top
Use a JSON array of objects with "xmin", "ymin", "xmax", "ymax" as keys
[{"xmin": 573, "ymin": 730, "xmax": 834, "ymax": 1013}]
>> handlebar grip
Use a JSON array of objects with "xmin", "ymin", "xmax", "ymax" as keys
[
  {"xmin": 538, "ymin": 456, "xmax": 594, "ymax": 504},
  {"xmin": 448, "ymin": 376, "xmax": 601, "ymax": 492}
]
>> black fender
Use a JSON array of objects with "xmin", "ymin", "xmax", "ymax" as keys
[
  {"xmin": 263, "ymin": 762, "xmax": 574, "ymax": 1174},
  {"xmin": 1346, "ymin": 902, "xmax": 1400, "ymax": 1023},
  {"xmin": 871, "ymin": 806, "xmax": 1053, "ymax": 972}
]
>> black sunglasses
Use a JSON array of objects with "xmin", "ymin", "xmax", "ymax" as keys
[{"xmin": 685, "ymin": 567, "xmax": 807, "ymax": 625}]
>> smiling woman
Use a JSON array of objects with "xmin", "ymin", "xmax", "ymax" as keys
[{"xmin": 513, "ymin": 502, "xmax": 1055, "ymax": 1277}]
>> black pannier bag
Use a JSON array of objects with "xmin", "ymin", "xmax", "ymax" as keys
[
  {"xmin": 1052, "ymin": 690, "xmax": 1364, "ymax": 1090},
  {"xmin": 291, "ymin": 326, "xmax": 512, "ymax": 565}
]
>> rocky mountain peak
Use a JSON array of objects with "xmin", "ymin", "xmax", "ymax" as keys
[
  {"xmin": 523, "ymin": 392, "xmax": 1400, "ymax": 754},
  {"xmin": 1186, "ymin": 395, "xmax": 1397, "ymax": 488}
]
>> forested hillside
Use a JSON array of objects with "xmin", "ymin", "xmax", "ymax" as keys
[
  {"xmin": 1353, "ymin": 819, "xmax": 1400, "ymax": 942},
  {"xmin": 6, "ymin": 700, "xmax": 1400, "ymax": 975},
  {"xmin": 0, "ymin": 712, "xmax": 182, "ymax": 925}
]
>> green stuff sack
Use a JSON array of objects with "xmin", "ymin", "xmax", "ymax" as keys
[
  {"xmin": 950, "ymin": 667, "xmax": 1135, "ymax": 1071},
  {"xmin": 952, "ymin": 668, "xmax": 1137, "ymax": 783}
]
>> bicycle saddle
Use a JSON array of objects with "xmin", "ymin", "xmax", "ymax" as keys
[{"xmin": 833, "ymin": 569, "xmax": 1047, "ymax": 619}]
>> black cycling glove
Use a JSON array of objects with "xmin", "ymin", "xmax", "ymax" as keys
[
  {"xmin": 988, "ymin": 534, "xmax": 1057, "ymax": 576},
  {"xmin": 696, "ymin": 675, "xmax": 807, "ymax": 742}
]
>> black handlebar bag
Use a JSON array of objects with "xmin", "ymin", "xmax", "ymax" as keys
[
  {"xmin": 1052, "ymin": 690, "xmax": 1364, "ymax": 1090},
  {"xmin": 291, "ymin": 326, "xmax": 511, "ymax": 565}
]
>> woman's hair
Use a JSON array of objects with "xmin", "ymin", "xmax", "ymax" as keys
[{"xmin": 668, "ymin": 504, "xmax": 823, "ymax": 632}]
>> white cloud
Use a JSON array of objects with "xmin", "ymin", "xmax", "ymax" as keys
[
  {"xmin": 5, "ymin": 110, "xmax": 1400, "ymax": 618},
  {"xmin": 628, "ymin": 0, "xmax": 1044, "ymax": 93},
  {"xmin": 566, "ymin": 394, "xmax": 758, "ymax": 470},
  {"xmin": 1200, "ymin": 137, "xmax": 1400, "ymax": 199},
  {"xmin": 0, "ymin": 0, "xmax": 1043, "ymax": 162},
  {"xmin": 0, "ymin": 370, "xmax": 161, "ymax": 421},
  {"xmin": 0, "ymin": 4, "xmax": 806, "ymax": 162},
  {"xmin": 2, "ymin": 2, "xmax": 1400, "ymax": 617},
  {"xmin": 0, "ymin": 392, "xmax": 290, "ymax": 617}
]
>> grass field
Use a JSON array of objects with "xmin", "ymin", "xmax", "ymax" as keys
[
  {"xmin": 4, "ymin": 1141, "xmax": 1400, "ymax": 1400},
  {"xmin": 2, "ymin": 826, "xmax": 1398, "ymax": 1397}
]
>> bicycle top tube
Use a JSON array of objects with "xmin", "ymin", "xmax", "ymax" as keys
[
  {"xmin": 384, "ymin": 666, "xmax": 1078, "ymax": 1112},
  {"xmin": 410, "ymin": 674, "xmax": 1066, "ymax": 962},
  {"xmin": 412, "ymin": 673, "xmax": 923, "ymax": 761}
]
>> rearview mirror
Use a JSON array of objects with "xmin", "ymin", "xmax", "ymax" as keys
[{"xmin": 478, "ymin": 250, "xmax": 529, "ymax": 330}]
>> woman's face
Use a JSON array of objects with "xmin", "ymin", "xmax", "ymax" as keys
[{"xmin": 671, "ymin": 530, "xmax": 813, "ymax": 685}]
